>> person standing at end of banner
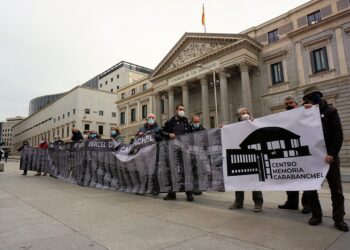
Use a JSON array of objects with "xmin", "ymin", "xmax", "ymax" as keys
[
  {"xmin": 190, "ymin": 115, "xmax": 205, "ymax": 196},
  {"xmin": 88, "ymin": 131, "xmax": 100, "ymax": 140},
  {"xmin": 34, "ymin": 140, "xmax": 49, "ymax": 176},
  {"xmin": 71, "ymin": 127, "xmax": 84, "ymax": 142},
  {"xmin": 18, "ymin": 141, "xmax": 29, "ymax": 176},
  {"xmin": 278, "ymin": 96, "xmax": 311, "ymax": 214},
  {"xmin": 161, "ymin": 104, "xmax": 194, "ymax": 201},
  {"xmin": 302, "ymin": 86, "xmax": 348, "ymax": 232},
  {"xmin": 137, "ymin": 113, "xmax": 162, "ymax": 142},
  {"xmin": 110, "ymin": 127, "xmax": 124, "ymax": 143},
  {"xmin": 229, "ymin": 107, "xmax": 263, "ymax": 213}
]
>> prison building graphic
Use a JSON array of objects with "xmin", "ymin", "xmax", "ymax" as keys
[{"xmin": 226, "ymin": 127, "xmax": 311, "ymax": 182}]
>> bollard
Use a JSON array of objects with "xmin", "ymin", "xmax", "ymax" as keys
[{"xmin": 0, "ymin": 163, "xmax": 4, "ymax": 172}]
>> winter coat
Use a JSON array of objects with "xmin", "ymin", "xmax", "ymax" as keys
[
  {"xmin": 161, "ymin": 116, "xmax": 192, "ymax": 139},
  {"xmin": 138, "ymin": 122, "xmax": 162, "ymax": 141}
]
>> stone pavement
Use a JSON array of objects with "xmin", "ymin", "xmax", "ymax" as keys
[{"xmin": 0, "ymin": 161, "xmax": 349, "ymax": 250}]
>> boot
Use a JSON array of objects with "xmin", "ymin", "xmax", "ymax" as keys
[
  {"xmin": 186, "ymin": 192, "xmax": 194, "ymax": 202},
  {"xmin": 163, "ymin": 192, "xmax": 176, "ymax": 200}
]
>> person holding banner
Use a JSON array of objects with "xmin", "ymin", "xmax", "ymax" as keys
[
  {"xmin": 110, "ymin": 127, "xmax": 124, "ymax": 143},
  {"xmin": 71, "ymin": 127, "xmax": 84, "ymax": 142},
  {"xmin": 278, "ymin": 96, "xmax": 311, "ymax": 214},
  {"xmin": 302, "ymin": 86, "xmax": 348, "ymax": 232},
  {"xmin": 137, "ymin": 113, "xmax": 162, "ymax": 141},
  {"xmin": 161, "ymin": 104, "xmax": 194, "ymax": 201},
  {"xmin": 229, "ymin": 107, "xmax": 263, "ymax": 212},
  {"xmin": 18, "ymin": 141, "xmax": 29, "ymax": 176}
]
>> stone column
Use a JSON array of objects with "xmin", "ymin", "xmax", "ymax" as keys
[
  {"xmin": 182, "ymin": 83, "xmax": 189, "ymax": 111},
  {"xmin": 295, "ymin": 42, "xmax": 306, "ymax": 85},
  {"xmin": 155, "ymin": 93, "xmax": 162, "ymax": 126},
  {"xmin": 335, "ymin": 27, "xmax": 349, "ymax": 75},
  {"xmin": 199, "ymin": 76, "xmax": 210, "ymax": 129},
  {"xmin": 239, "ymin": 61, "xmax": 253, "ymax": 112},
  {"xmin": 218, "ymin": 69, "xmax": 230, "ymax": 125},
  {"xmin": 168, "ymin": 88, "xmax": 175, "ymax": 118}
]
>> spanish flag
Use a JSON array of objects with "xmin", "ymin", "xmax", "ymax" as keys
[{"xmin": 202, "ymin": 3, "xmax": 206, "ymax": 33}]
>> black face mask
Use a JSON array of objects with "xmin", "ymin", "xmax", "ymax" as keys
[{"xmin": 286, "ymin": 105, "xmax": 294, "ymax": 110}]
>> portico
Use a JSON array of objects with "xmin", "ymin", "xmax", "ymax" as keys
[{"xmin": 151, "ymin": 33, "xmax": 262, "ymax": 128}]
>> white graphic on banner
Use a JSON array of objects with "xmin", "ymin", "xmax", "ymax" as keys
[{"xmin": 221, "ymin": 106, "xmax": 329, "ymax": 191}]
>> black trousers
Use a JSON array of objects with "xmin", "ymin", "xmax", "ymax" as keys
[
  {"xmin": 285, "ymin": 191, "xmax": 310, "ymax": 208},
  {"xmin": 235, "ymin": 191, "xmax": 263, "ymax": 206},
  {"xmin": 305, "ymin": 158, "xmax": 345, "ymax": 221}
]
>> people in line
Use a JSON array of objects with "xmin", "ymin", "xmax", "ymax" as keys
[
  {"xmin": 137, "ymin": 113, "xmax": 162, "ymax": 141},
  {"xmin": 161, "ymin": 104, "xmax": 194, "ymax": 201},
  {"xmin": 302, "ymin": 86, "xmax": 348, "ymax": 232},
  {"xmin": 4, "ymin": 149, "xmax": 9, "ymax": 163},
  {"xmin": 34, "ymin": 140, "xmax": 49, "ymax": 176},
  {"xmin": 18, "ymin": 141, "xmax": 29, "ymax": 176},
  {"xmin": 71, "ymin": 127, "xmax": 84, "ymax": 142},
  {"xmin": 229, "ymin": 107, "xmax": 263, "ymax": 213},
  {"xmin": 88, "ymin": 130, "xmax": 100, "ymax": 140},
  {"xmin": 110, "ymin": 127, "xmax": 124, "ymax": 143},
  {"xmin": 278, "ymin": 96, "xmax": 311, "ymax": 214}
]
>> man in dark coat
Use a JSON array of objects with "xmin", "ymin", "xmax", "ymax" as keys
[
  {"xmin": 278, "ymin": 96, "xmax": 310, "ymax": 214},
  {"xmin": 18, "ymin": 141, "xmax": 29, "ymax": 175},
  {"xmin": 71, "ymin": 127, "xmax": 84, "ymax": 142},
  {"xmin": 137, "ymin": 113, "xmax": 162, "ymax": 141},
  {"xmin": 190, "ymin": 115, "xmax": 205, "ymax": 132},
  {"xmin": 161, "ymin": 104, "xmax": 194, "ymax": 201},
  {"xmin": 303, "ymin": 86, "xmax": 348, "ymax": 232}
]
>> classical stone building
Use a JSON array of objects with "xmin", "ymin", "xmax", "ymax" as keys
[
  {"xmin": 115, "ymin": 77, "xmax": 153, "ymax": 142},
  {"xmin": 148, "ymin": 0, "xmax": 350, "ymax": 167},
  {"xmin": 1, "ymin": 116, "xmax": 25, "ymax": 153}
]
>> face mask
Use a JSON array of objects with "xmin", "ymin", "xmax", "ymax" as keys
[
  {"xmin": 240, "ymin": 114, "xmax": 250, "ymax": 121},
  {"xmin": 286, "ymin": 105, "xmax": 294, "ymax": 111},
  {"xmin": 178, "ymin": 110, "xmax": 185, "ymax": 117},
  {"xmin": 147, "ymin": 118, "xmax": 155, "ymax": 125},
  {"xmin": 111, "ymin": 130, "xmax": 117, "ymax": 136},
  {"xmin": 91, "ymin": 134, "xmax": 97, "ymax": 139},
  {"xmin": 193, "ymin": 123, "xmax": 200, "ymax": 128}
]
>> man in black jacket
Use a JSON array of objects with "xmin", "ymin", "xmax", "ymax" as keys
[
  {"xmin": 303, "ymin": 86, "xmax": 348, "ymax": 232},
  {"xmin": 161, "ymin": 104, "xmax": 194, "ymax": 201},
  {"xmin": 71, "ymin": 127, "xmax": 84, "ymax": 142}
]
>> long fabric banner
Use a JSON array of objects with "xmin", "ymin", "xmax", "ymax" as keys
[
  {"xmin": 20, "ymin": 107, "xmax": 328, "ymax": 193},
  {"xmin": 221, "ymin": 106, "xmax": 329, "ymax": 191}
]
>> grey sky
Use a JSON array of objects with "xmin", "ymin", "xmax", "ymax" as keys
[{"xmin": 0, "ymin": 0, "xmax": 309, "ymax": 121}]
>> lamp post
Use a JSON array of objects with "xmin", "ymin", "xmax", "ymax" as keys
[{"xmin": 196, "ymin": 64, "xmax": 219, "ymax": 128}]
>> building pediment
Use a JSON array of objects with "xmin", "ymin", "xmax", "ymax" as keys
[{"xmin": 151, "ymin": 32, "xmax": 261, "ymax": 82}]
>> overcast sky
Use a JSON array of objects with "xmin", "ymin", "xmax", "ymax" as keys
[{"xmin": 0, "ymin": 0, "xmax": 309, "ymax": 122}]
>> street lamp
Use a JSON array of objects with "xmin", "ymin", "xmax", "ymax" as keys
[{"xmin": 196, "ymin": 64, "xmax": 219, "ymax": 128}]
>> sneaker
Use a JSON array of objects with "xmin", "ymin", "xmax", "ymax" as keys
[
  {"xmin": 301, "ymin": 207, "xmax": 311, "ymax": 214},
  {"xmin": 254, "ymin": 205, "xmax": 263, "ymax": 213},
  {"xmin": 186, "ymin": 192, "xmax": 194, "ymax": 202},
  {"xmin": 228, "ymin": 202, "xmax": 243, "ymax": 209},
  {"xmin": 334, "ymin": 220, "xmax": 349, "ymax": 232},
  {"xmin": 308, "ymin": 217, "xmax": 322, "ymax": 226},
  {"xmin": 163, "ymin": 193, "xmax": 176, "ymax": 200},
  {"xmin": 278, "ymin": 203, "xmax": 298, "ymax": 210},
  {"xmin": 22, "ymin": 173, "xmax": 27, "ymax": 176}
]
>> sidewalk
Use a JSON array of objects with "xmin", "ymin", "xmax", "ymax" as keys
[{"xmin": 0, "ymin": 161, "xmax": 349, "ymax": 250}]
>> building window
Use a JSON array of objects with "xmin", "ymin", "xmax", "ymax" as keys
[
  {"xmin": 161, "ymin": 99, "xmax": 165, "ymax": 114},
  {"xmin": 142, "ymin": 105, "xmax": 147, "ymax": 119},
  {"xmin": 121, "ymin": 93, "xmax": 125, "ymax": 99},
  {"xmin": 54, "ymin": 118, "xmax": 56, "ymax": 123},
  {"xmin": 111, "ymin": 78, "xmax": 113, "ymax": 82},
  {"xmin": 117, "ymin": 74, "xmax": 119, "ymax": 79},
  {"xmin": 62, "ymin": 114, "xmax": 65, "ymax": 119},
  {"xmin": 67, "ymin": 111, "xmax": 70, "ymax": 117},
  {"xmin": 142, "ymin": 83, "xmax": 147, "ymax": 91},
  {"xmin": 84, "ymin": 124, "xmax": 90, "ymax": 131},
  {"xmin": 271, "ymin": 62, "xmax": 284, "ymax": 85},
  {"xmin": 307, "ymin": 10, "xmax": 321, "ymax": 25},
  {"xmin": 98, "ymin": 125, "xmax": 103, "ymax": 135},
  {"xmin": 117, "ymin": 86, "xmax": 119, "ymax": 90},
  {"xmin": 73, "ymin": 109, "xmax": 75, "ymax": 115},
  {"xmin": 58, "ymin": 116, "xmax": 60, "ymax": 121},
  {"xmin": 120, "ymin": 112, "xmax": 126, "ymax": 125},
  {"xmin": 99, "ymin": 110, "xmax": 104, "ymax": 116},
  {"xmin": 105, "ymin": 80, "xmax": 108, "ymax": 85},
  {"xmin": 100, "ymin": 84, "xmax": 102, "ymax": 88},
  {"xmin": 62, "ymin": 128, "xmax": 64, "ymax": 137},
  {"xmin": 85, "ymin": 109, "xmax": 90, "ymax": 114},
  {"xmin": 111, "ymin": 89, "xmax": 113, "ymax": 92},
  {"xmin": 66, "ymin": 126, "xmax": 69, "ymax": 137},
  {"xmin": 131, "ymin": 108, "xmax": 136, "ymax": 122},
  {"xmin": 112, "ymin": 112, "xmax": 116, "ymax": 118},
  {"xmin": 268, "ymin": 29, "xmax": 279, "ymax": 43},
  {"xmin": 131, "ymin": 88, "xmax": 136, "ymax": 95},
  {"xmin": 311, "ymin": 47, "xmax": 329, "ymax": 73}
]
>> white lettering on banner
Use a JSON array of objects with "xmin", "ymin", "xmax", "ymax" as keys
[
  {"xmin": 88, "ymin": 141, "xmax": 107, "ymax": 148},
  {"xmin": 133, "ymin": 135, "xmax": 154, "ymax": 146},
  {"xmin": 221, "ymin": 106, "xmax": 329, "ymax": 191}
]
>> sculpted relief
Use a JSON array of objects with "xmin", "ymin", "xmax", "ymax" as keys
[{"xmin": 166, "ymin": 42, "xmax": 226, "ymax": 71}]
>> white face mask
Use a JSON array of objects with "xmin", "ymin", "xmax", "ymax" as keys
[
  {"xmin": 177, "ymin": 110, "xmax": 185, "ymax": 117},
  {"xmin": 240, "ymin": 114, "xmax": 250, "ymax": 121}
]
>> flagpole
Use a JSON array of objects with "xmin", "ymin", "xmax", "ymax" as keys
[{"xmin": 202, "ymin": 3, "xmax": 206, "ymax": 33}]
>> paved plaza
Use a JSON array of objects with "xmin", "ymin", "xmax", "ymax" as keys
[{"xmin": 0, "ymin": 161, "xmax": 349, "ymax": 250}]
